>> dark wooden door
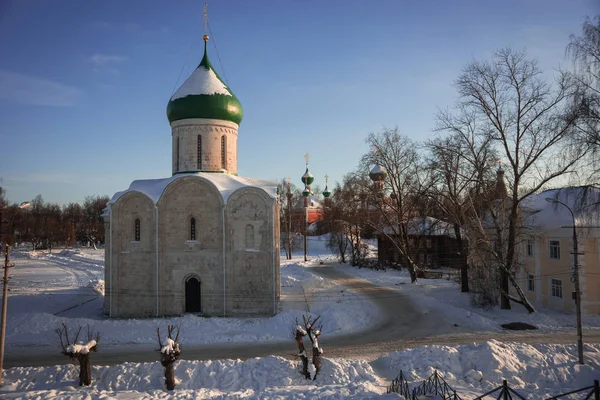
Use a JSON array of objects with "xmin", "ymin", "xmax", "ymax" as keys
[{"xmin": 185, "ymin": 277, "xmax": 201, "ymax": 313}]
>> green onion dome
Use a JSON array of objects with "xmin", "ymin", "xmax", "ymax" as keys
[
  {"xmin": 323, "ymin": 186, "xmax": 331, "ymax": 198},
  {"xmin": 167, "ymin": 37, "xmax": 243, "ymax": 125},
  {"xmin": 301, "ymin": 168, "xmax": 314, "ymax": 186},
  {"xmin": 302, "ymin": 187, "xmax": 310, "ymax": 197}
]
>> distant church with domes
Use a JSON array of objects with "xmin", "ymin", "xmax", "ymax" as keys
[{"xmin": 103, "ymin": 32, "xmax": 280, "ymax": 318}]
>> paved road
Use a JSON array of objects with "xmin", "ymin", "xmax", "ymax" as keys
[{"xmin": 5, "ymin": 267, "xmax": 598, "ymax": 368}]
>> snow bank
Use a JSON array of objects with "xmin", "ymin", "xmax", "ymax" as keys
[
  {"xmin": 2, "ymin": 341, "xmax": 597, "ymax": 399},
  {"xmin": 1, "ymin": 356, "xmax": 383, "ymax": 399},
  {"xmin": 373, "ymin": 340, "xmax": 600, "ymax": 398}
]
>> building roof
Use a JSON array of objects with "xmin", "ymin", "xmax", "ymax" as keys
[
  {"xmin": 522, "ymin": 186, "xmax": 600, "ymax": 230},
  {"xmin": 108, "ymin": 172, "xmax": 277, "ymax": 209},
  {"xmin": 382, "ymin": 216, "xmax": 460, "ymax": 237},
  {"xmin": 166, "ymin": 39, "xmax": 243, "ymax": 125},
  {"xmin": 293, "ymin": 195, "xmax": 322, "ymax": 210}
]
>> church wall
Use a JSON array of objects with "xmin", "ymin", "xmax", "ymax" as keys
[
  {"xmin": 109, "ymin": 192, "xmax": 156, "ymax": 317},
  {"xmin": 225, "ymin": 188, "xmax": 278, "ymax": 316},
  {"xmin": 158, "ymin": 176, "xmax": 225, "ymax": 316},
  {"xmin": 171, "ymin": 118, "xmax": 238, "ymax": 175}
]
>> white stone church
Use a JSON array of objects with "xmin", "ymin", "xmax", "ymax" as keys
[{"xmin": 103, "ymin": 35, "xmax": 280, "ymax": 318}]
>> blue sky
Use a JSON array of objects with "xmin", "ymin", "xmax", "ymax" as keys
[{"xmin": 0, "ymin": 0, "xmax": 597, "ymax": 205}]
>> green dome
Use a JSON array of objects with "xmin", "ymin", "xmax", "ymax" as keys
[
  {"xmin": 167, "ymin": 42, "xmax": 243, "ymax": 125},
  {"xmin": 301, "ymin": 168, "xmax": 314, "ymax": 186}
]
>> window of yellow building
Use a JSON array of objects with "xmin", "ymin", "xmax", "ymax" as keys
[
  {"xmin": 551, "ymin": 278, "xmax": 563, "ymax": 298},
  {"xmin": 549, "ymin": 240, "xmax": 560, "ymax": 260},
  {"xmin": 527, "ymin": 274, "xmax": 535, "ymax": 291}
]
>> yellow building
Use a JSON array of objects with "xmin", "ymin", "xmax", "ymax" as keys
[{"xmin": 514, "ymin": 186, "xmax": 600, "ymax": 315}]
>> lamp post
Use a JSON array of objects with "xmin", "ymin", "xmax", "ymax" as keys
[
  {"xmin": 301, "ymin": 153, "xmax": 314, "ymax": 263},
  {"xmin": 545, "ymin": 197, "xmax": 584, "ymax": 365},
  {"xmin": 0, "ymin": 201, "xmax": 31, "ymax": 386},
  {"xmin": 286, "ymin": 177, "xmax": 293, "ymax": 260}
]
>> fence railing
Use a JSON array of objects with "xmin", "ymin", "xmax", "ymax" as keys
[{"xmin": 387, "ymin": 369, "xmax": 599, "ymax": 400}]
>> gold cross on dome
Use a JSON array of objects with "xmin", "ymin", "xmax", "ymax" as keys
[
  {"xmin": 325, "ymin": 174, "xmax": 329, "ymax": 184},
  {"xmin": 304, "ymin": 153, "xmax": 310, "ymax": 167}
]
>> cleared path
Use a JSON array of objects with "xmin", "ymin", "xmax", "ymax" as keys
[{"xmin": 5, "ymin": 267, "xmax": 598, "ymax": 368}]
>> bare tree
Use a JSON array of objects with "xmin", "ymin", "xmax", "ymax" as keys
[
  {"xmin": 442, "ymin": 48, "xmax": 591, "ymax": 311},
  {"xmin": 80, "ymin": 195, "xmax": 109, "ymax": 249},
  {"xmin": 326, "ymin": 174, "xmax": 371, "ymax": 266},
  {"xmin": 63, "ymin": 202, "xmax": 83, "ymax": 248},
  {"xmin": 426, "ymin": 125, "xmax": 499, "ymax": 292},
  {"xmin": 359, "ymin": 127, "xmax": 430, "ymax": 282},
  {"xmin": 56, "ymin": 323, "xmax": 99, "ymax": 386},
  {"xmin": 21, "ymin": 195, "xmax": 44, "ymax": 250},
  {"xmin": 293, "ymin": 314, "xmax": 323, "ymax": 380},
  {"xmin": 293, "ymin": 320, "xmax": 310, "ymax": 379},
  {"xmin": 41, "ymin": 203, "xmax": 62, "ymax": 252},
  {"xmin": 321, "ymin": 184, "xmax": 350, "ymax": 263},
  {"xmin": 566, "ymin": 15, "xmax": 600, "ymax": 183},
  {"xmin": 277, "ymin": 178, "xmax": 302, "ymax": 260},
  {"xmin": 305, "ymin": 315, "xmax": 323, "ymax": 380},
  {"xmin": 156, "ymin": 325, "xmax": 181, "ymax": 391}
]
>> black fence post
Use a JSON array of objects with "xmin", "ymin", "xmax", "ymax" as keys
[
  {"xmin": 503, "ymin": 380, "xmax": 509, "ymax": 400},
  {"xmin": 594, "ymin": 380, "xmax": 599, "ymax": 400}
]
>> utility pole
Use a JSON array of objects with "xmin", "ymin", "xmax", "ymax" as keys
[
  {"xmin": 0, "ymin": 201, "xmax": 30, "ymax": 385},
  {"xmin": 572, "ymin": 220, "xmax": 585, "ymax": 365},
  {"xmin": 301, "ymin": 153, "xmax": 314, "ymax": 263},
  {"xmin": 0, "ymin": 245, "xmax": 14, "ymax": 386},
  {"xmin": 545, "ymin": 197, "xmax": 585, "ymax": 364},
  {"xmin": 286, "ymin": 178, "xmax": 293, "ymax": 260}
]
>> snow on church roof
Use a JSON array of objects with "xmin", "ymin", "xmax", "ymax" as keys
[
  {"xmin": 108, "ymin": 173, "xmax": 277, "ymax": 208},
  {"xmin": 170, "ymin": 67, "xmax": 232, "ymax": 100}
]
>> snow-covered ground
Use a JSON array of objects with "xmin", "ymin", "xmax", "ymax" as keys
[
  {"xmin": 1, "ymin": 237, "xmax": 599, "ymax": 398},
  {"xmin": 2, "ymin": 341, "xmax": 598, "ymax": 398},
  {"xmin": 3, "ymin": 245, "xmax": 380, "ymax": 348}
]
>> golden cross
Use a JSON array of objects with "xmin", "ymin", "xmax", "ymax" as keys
[
  {"xmin": 325, "ymin": 174, "xmax": 329, "ymax": 184},
  {"xmin": 304, "ymin": 153, "xmax": 310, "ymax": 168}
]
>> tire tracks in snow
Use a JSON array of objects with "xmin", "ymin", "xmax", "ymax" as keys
[{"xmin": 40, "ymin": 252, "xmax": 103, "ymax": 289}]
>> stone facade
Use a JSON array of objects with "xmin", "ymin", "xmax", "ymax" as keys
[
  {"xmin": 106, "ymin": 34, "xmax": 279, "ymax": 318},
  {"xmin": 171, "ymin": 118, "xmax": 239, "ymax": 175},
  {"xmin": 104, "ymin": 174, "xmax": 280, "ymax": 318}
]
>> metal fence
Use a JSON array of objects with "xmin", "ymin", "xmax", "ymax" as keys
[{"xmin": 387, "ymin": 369, "xmax": 599, "ymax": 400}]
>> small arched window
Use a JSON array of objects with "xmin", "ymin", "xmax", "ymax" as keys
[
  {"xmin": 197, "ymin": 135, "xmax": 202, "ymax": 170},
  {"xmin": 134, "ymin": 218, "xmax": 140, "ymax": 241},
  {"xmin": 245, "ymin": 224, "xmax": 254, "ymax": 249},
  {"xmin": 190, "ymin": 218, "xmax": 196, "ymax": 241},
  {"xmin": 221, "ymin": 135, "xmax": 227, "ymax": 170}
]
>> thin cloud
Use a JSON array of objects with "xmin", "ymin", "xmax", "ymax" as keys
[
  {"xmin": 89, "ymin": 54, "xmax": 129, "ymax": 74},
  {"xmin": 8, "ymin": 173, "xmax": 76, "ymax": 184},
  {"xmin": 0, "ymin": 70, "xmax": 83, "ymax": 107},
  {"xmin": 125, "ymin": 22, "xmax": 169, "ymax": 36},
  {"xmin": 90, "ymin": 21, "xmax": 113, "ymax": 30},
  {"xmin": 89, "ymin": 54, "xmax": 129, "ymax": 66}
]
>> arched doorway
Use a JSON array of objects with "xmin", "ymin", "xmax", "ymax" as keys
[{"xmin": 185, "ymin": 277, "xmax": 201, "ymax": 313}]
